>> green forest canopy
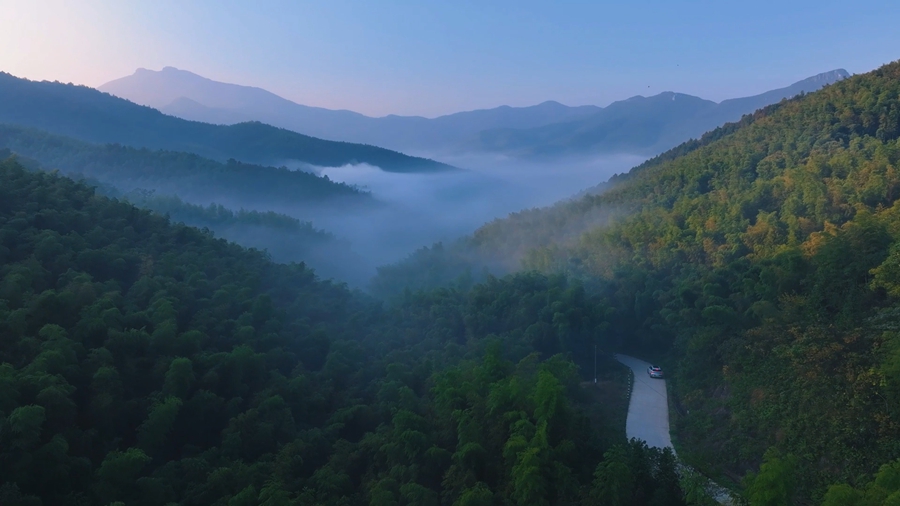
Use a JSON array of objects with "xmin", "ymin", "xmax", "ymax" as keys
[
  {"xmin": 373, "ymin": 60, "xmax": 900, "ymax": 502},
  {"xmin": 0, "ymin": 126, "xmax": 374, "ymax": 283},
  {"xmin": 5, "ymin": 54, "xmax": 900, "ymax": 505},
  {"xmin": 112, "ymin": 189, "xmax": 366, "ymax": 284},
  {"xmin": 0, "ymin": 157, "xmax": 690, "ymax": 505}
]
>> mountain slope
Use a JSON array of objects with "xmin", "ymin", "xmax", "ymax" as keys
[
  {"xmin": 119, "ymin": 192, "xmax": 370, "ymax": 284},
  {"xmin": 472, "ymin": 92, "xmax": 719, "ymax": 157},
  {"xmin": 99, "ymin": 67, "xmax": 602, "ymax": 152},
  {"xmin": 0, "ymin": 156, "xmax": 682, "ymax": 505},
  {"xmin": 0, "ymin": 124, "xmax": 368, "ymax": 211},
  {"xmin": 713, "ymin": 69, "xmax": 850, "ymax": 119},
  {"xmin": 471, "ymin": 69, "xmax": 850, "ymax": 157},
  {"xmin": 0, "ymin": 72, "xmax": 455, "ymax": 173},
  {"xmin": 374, "ymin": 60, "xmax": 900, "ymax": 500}
]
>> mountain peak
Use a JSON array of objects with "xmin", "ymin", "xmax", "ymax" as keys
[
  {"xmin": 159, "ymin": 66, "xmax": 201, "ymax": 77},
  {"xmin": 794, "ymin": 69, "xmax": 849, "ymax": 87},
  {"xmin": 129, "ymin": 66, "xmax": 202, "ymax": 79}
]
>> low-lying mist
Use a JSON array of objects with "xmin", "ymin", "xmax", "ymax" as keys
[
  {"xmin": 14, "ymin": 136, "xmax": 645, "ymax": 287},
  {"xmin": 303, "ymin": 152, "xmax": 646, "ymax": 282}
]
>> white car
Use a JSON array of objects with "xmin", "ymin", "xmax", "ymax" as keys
[{"xmin": 648, "ymin": 365, "xmax": 664, "ymax": 378}]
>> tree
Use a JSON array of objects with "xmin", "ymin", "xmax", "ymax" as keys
[
  {"xmin": 743, "ymin": 449, "xmax": 796, "ymax": 506},
  {"xmin": 821, "ymin": 483, "xmax": 862, "ymax": 506},
  {"xmin": 679, "ymin": 468, "xmax": 718, "ymax": 506},
  {"xmin": 592, "ymin": 446, "xmax": 634, "ymax": 506},
  {"xmin": 454, "ymin": 482, "xmax": 493, "ymax": 506},
  {"xmin": 94, "ymin": 448, "xmax": 151, "ymax": 504},
  {"xmin": 7, "ymin": 405, "xmax": 46, "ymax": 450},
  {"xmin": 163, "ymin": 357, "xmax": 195, "ymax": 399},
  {"xmin": 137, "ymin": 396, "xmax": 183, "ymax": 454}
]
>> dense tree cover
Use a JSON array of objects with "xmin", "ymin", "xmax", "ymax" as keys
[
  {"xmin": 0, "ymin": 125, "xmax": 370, "ymax": 210},
  {"xmin": 0, "ymin": 131, "xmax": 372, "ymax": 281},
  {"xmin": 0, "ymin": 72, "xmax": 456, "ymax": 173},
  {"xmin": 0, "ymin": 134, "xmax": 370, "ymax": 282},
  {"xmin": 370, "ymin": 95, "xmax": 812, "ymax": 297},
  {"xmin": 0, "ymin": 158, "xmax": 688, "ymax": 505},
  {"xmin": 374, "ymin": 60, "xmax": 900, "ymax": 501},
  {"xmin": 370, "ymin": 243, "xmax": 487, "ymax": 299},
  {"xmin": 115, "ymin": 190, "xmax": 366, "ymax": 283},
  {"xmin": 821, "ymin": 457, "xmax": 900, "ymax": 505}
]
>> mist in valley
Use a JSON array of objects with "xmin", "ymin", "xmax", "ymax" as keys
[
  {"xmin": 7, "ymin": 131, "xmax": 644, "ymax": 287},
  {"xmin": 297, "ymin": 152, "xmax": 646, "ymax": 284}
]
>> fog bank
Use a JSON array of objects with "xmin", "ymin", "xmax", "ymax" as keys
[{"xmin": 309, "ymin": 153, "xmax": 646, "ymax": 276}]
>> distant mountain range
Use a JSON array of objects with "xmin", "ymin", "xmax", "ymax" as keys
[
  {"xmin": 100, "ymin": 67, "xmax": 600, "ymax": 154},
  {"xmin": 0, "ymin": 124, "xmax": 372, "ymax": 213},
  {"xmin": 0, "ymin": 72, "xmax": 455, "ymax": 173},
  {"xmin": 100, "ymin": 67, "xmax": 849, "ymax": 158},
  {"xmin": 471, "ymin": 69, "xmax": 851, "ymax": 157}
]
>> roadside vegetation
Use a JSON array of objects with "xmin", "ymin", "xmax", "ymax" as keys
[{"xmin": 375, "ymin": 60, "xmax": 900, "ymax": 503}]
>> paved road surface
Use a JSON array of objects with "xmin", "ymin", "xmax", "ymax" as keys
[
  {"xmin": 615, "ymin": 354, "xmax": 736, "ymax": 504},
  {"xmin": 615, "ymin": 354, "xmax": 673, "ymax": 450}
]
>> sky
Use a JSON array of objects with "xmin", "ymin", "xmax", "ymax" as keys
[{"xmin": 1, "ymin": 0, "xmax": 899, "ymax": 117}]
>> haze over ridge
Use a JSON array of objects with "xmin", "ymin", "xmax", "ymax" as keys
[
  {"xmin": 100, "ymin": 66, "xmax": 849, "ymax": 157},
  {"xmin": 0, "ymin": 71, "xmax": 455, "ymax": 174}
]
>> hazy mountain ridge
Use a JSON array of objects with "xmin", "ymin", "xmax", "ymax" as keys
[
  {"xmin": 471, "ymin": 69, "xmax": 851, "ymax": 157},
  {"xmin": 0, "ymin": 125, "xmax": 380, "ymax": 282},
  {"xmin": 8, "ymin": 147, "xmax": 366, "ymax": 281},
  {"xmin": 0, "ymin": 71, "xmax": 455, "ymax": 173},
  {"xmin": 0, "ymin": 123, "xmax": 371, "ymax": 212},
  {"xmin": 100, "ymin": 67, "xmax": 848, "ymax": 159},
  {"xmin": 99, "ymin": 67, "xmax": 605, "ymax": 152}
]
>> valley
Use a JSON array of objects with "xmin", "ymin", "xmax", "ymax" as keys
[
  {"xmin": 0, "ymin": 64, "xmax": 848, "ymax": 287},
  {"xmin": 2, "ymin": 5, "xmax": 900, "ymax": 504}
]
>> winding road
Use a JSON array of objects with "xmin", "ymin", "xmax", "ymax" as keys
[
  {"xmin": 616, "ymin": 354, "xmax": 735, "ymax": 504},
  {"xmin": 615, "ymin": 354, "xmax": 674, "ymax": 450}
]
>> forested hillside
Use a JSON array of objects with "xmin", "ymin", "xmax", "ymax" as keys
[
  {"xmin": 0, "ymin": 126, "xmax": 368, "ymax": 211},
  {"xmin": 114, "ymin": 191, "xmax": 366, "ymax": 283},
  {"xmin": 0, "ymin": 127, "xmax": 372, "ymax": 283},
  {"xmin": 375, "ymin": 60, "xmax": 900, "ymax": 502},
  {"xmin": 0, "ymin": 72, "xmax": 456, "ymax": 173},
  {"xmin": 0, "ymin": 158, "xmax": 689, "ymax": 505}
]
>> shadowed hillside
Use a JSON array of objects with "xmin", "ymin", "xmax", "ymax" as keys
[
  {"xmin": 0, "ymin": 72, "xmax": 456, "ymax": 173},
  {"xmin": 0, "ymin": 124, "xmax": 370, "ymax": 212}
]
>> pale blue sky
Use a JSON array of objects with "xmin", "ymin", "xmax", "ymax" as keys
[{"xmin": 2, "ymin": 0, "xmax": 898, "ymax": 116}]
